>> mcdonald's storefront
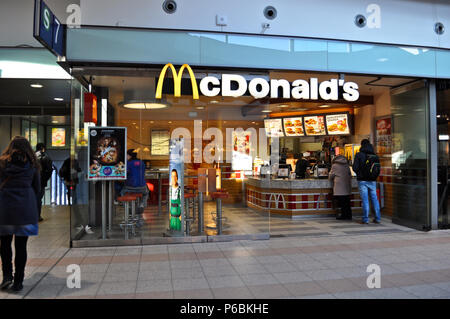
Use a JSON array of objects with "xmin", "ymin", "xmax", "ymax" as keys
[{"xmin": 63, "ymin": 27, "xmax": 447, "ymax": 247}]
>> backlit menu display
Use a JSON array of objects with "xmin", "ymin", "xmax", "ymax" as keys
[
  {"xmin": 264, "ymin": 119, "xmax": 284, "ymax": 137},
  {"xmin": 325, "ymin": 114, "xmax": 350, "ymax": 135},
  {"xmin": 283, "ymin": 117, "xmax": 304, "ymax": 136},
  {"xmin": 303, "ymin": 116, "xmax": 326, "ymax": 136}
]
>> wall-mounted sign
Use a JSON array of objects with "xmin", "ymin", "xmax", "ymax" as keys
[
  {"xmin": 304, "ymin": 115, "xmax": 326, "ymax": 136},
  {"xmin": 283, "ymin": 117, "xmax": 304, "ymax": 136},
  {"xmin": 232, "ymin": 131, "xmax": 252, "ymax": 171},
  {"xmin": 264, "ymin": 119, "xmax": 284, "ymax": 137},
  {"xmin": 376, "ymin": 117, "xmax": 392, "ymax": 154},
  {"xmin": 33, "ymin": 0, "xmax": 65, "ymax": 56},
  {"xmin": 156, "ymin": 63, "xmax": 360, "ymax": 102},
  {"xmin": 325, "ymin": 113, "xmax": 350, "ymax": 135},
  {"xmin": 51, "ymin": 128, "xmax": 66, "ymax": 147},
  {"xmin": 88, "ymin": 127, "xmax": 127, "ymax": 180}
]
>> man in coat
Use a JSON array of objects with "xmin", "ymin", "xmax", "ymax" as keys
[{"xmin": 35, "ymin": 143, "xmax": 53, "ymax": 222}]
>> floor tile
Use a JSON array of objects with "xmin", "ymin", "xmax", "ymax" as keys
[
  {"xmin": 206, "ymin": 275, "xmax": 245, "ymax": 289},
  {"xmin": 400, "ymin": 284, "xmax": 450, "ymax": 299},
  {"xmin": 240, "ymin": 273, "xmax": 278, "ymax": 286},
  {"xmin": 211, "ymin": 287, "xmax": 253, "ymax": 299},
  {"xmin": 136, "ymin": 279, "xmax": 173, "ymax": 293},
  {"xmin": 173, "ymin": 288, "xmax": 213, "ymax": 299},
  {"xmin": 247, "ymin": 284, "xmax": 292, "ymax": 298},
  {"xmin": 273, "ymin": 272, "xmax": 314, "ymax": 284},
  {"xmin": 283, "ymin": 281, "xmax": 327, "ymax": 297}
]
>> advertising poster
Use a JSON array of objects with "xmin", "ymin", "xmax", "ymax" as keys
[
  {"xmin": 168, "ymin": 138, "xmax": 184, "ymax": 234},
  {"xmin": 88, "ymin": 127, "xmax": 127, "ymax": 180},
  {"xmin": 325, "ymin": 114, "xmax": 350, "ymax": 135},
  {"xmin": 232, "ymin": 130, "xmax": 252, "ymax": 171},
  {"xmin": 376, "ymin": 117, "xmax": 392, "ymax": 154},
  {"xmin": 283, "ymin": 117, "xmax": 304, "ymax": 136},
  {"xmin": 51, "ymin": 128, "xmax": 66, "ymax": 147},
  {"xmin": 304, "ymin": 115, "xmax": 326, "ymax": 136},
  {"xmin": 264, "ymin": 118, "xmax": 284, "ymax": 137}
]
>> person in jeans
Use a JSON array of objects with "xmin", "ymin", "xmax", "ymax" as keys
[
  {"xmin": 0, "ymin": 136, "xmax": 40, "ymax": 292},
  {"xmin": 329, "ymin": 155, "xmax": 353, "ymax": 220},
  {"xmin": 352, "ymin": 139, "xmax": 381, "ymax": 224}
]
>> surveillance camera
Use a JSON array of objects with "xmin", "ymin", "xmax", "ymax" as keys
[
  {"xmin": 162, "ymin": 0, "xmax": 177, "ymax": 14},
  {"xmin": 262, "ymin": 23, "xmax": 270, "ymax": 29},
  {"xmin": 354, "ymin": 14, "xmax": 366, "ymax": 28},
  {"xmin": 435, "ymin": 22, "xmax": 445, "ymax": 35},
  {"xmin": 264, "ymin": 6, "xmax": 277, "ymax": 20}
]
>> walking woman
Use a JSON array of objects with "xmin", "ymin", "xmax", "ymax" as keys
[{"xmin": 0, "ymin": 136, "xmax": 40, "ymax": 292}]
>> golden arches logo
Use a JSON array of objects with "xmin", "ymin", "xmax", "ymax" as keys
[{"xmin": 155, "ymin": 63, "xmax": 199, "ymax": 100}]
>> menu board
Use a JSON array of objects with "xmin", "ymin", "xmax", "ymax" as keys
[
  {"xmin": 264, "ymin": 119, "xmax": 284, "ymax": 137},
  {"xmin": 283, "ymin": 117, "xmax": 304, "ymax": 136},
  {"xmin": 376, "ymin": 117, "xmax": 392, "ymax": 154},
  {"xmin": 51, "ymin": 128, "xmax": 66, "ymax": 147},
  {"xmin": 88, "ymin": 127, "xmax": 127, "ymax": 180},
  {"xmin": 325, "ymin": 114, "xmax": 350, "ymax": 135},
  {"xmin": 303, "ymin": 116, "xmax": 326, "ymax": 136}
]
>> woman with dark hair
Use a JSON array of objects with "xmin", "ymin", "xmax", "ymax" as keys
[{"xmin": 0, "ymin": 136, "xmax": 40, "ymax": 292}]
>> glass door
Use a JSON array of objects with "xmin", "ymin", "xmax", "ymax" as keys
[
  {"xmin": 391, "ymin": 80, "xmax": 431, "ymax": 230},
  {"xmin": 437, "ymin": 80, "xmax": 450, "ymax": 229}
]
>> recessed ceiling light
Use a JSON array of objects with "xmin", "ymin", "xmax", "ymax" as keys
[
  {"xmin": 319, "ymin": 105, "xmax": 330, "ymax": 108},
  {"xmin": 54, "ymin": 98, "xmax": 64, "ymax": 101},
  {"xmin": 196, "ymin": 106, "xmax": 205, "ymax": 110},
  {"xmin": 30, "ymin": 84, "xmax": 43, "ymax": 88},
  {"xmin": 52, "ymin": 120, "xmax": 58, "ymax": 124},
  {"xmin": 261, "ymin": 110, "xmax": 272, "ymax": 113},
  {"xmin": 279, "ymin": 104, "xmax": 289, "ymax": 108},
  {"xmin": 210, "ymin": 100, "xmax": 219, "ymax": 104}
]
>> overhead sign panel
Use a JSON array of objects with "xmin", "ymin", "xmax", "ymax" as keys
[{"xmin": 33, "ymin": 0, "xmax": 65, "ymax": 56}]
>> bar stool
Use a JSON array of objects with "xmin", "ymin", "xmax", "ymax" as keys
[
  {"xmin": 117, "ymin": 194, "xmax": 137, "ymax": 240},
  {"xmin": 126, "ymin": 192, "xmax": 144, "ymax": 227},
  {"xmin": 207, "ymin": 191, "xmax": 229, "ymax": 235},
  {"xmin": 184, "ymin": 192, "xmax": 196, "ymax": 235}
]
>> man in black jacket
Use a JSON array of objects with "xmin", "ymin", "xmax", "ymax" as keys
[
  {"xmin": 35, "ymin": 143, "xmax": 53, "ymax": 222},
  {"xmin": 352, "ymin": 139, "xmax": 381, "ymax": 224}
]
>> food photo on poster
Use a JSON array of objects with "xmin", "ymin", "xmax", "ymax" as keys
[
  {"xmin": 304, "ymin": 115, "xmax": 326, "ymax": 136},
  {"xmin": 283, "ymin": 117, "xmax": 305, "ymax": 136},
  {"xmin": 325, "ymin": 113, "xmax": 350, "ymax": 135},
  {"xmin": 88, "ymin": 127, "xmax": 127, "ymax": 180}
]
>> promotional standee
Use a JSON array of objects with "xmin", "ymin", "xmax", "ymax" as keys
[
  {"xmin": 88, "ymin": 127, "xmax": 127, "ymax": 180},
  {"xmin": 87, "ymin": 127, "xmax": 127, "ymax": 239},
  {"xmin": 167, "ymin": 138, "xmax": 185, "ymax": 236}
]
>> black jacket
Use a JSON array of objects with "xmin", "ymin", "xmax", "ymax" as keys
[
  {"xmin": 295, "ymin": 158, "xmax": 309, "ymax": 179},
  {"xmin": 0, "ymin": 160, "xmax": 41, "ymax": 225},
  {"xmin": 352, "ymin": 143, "xmax": 376, "ymax": 181},
  {"xmin": 36, "ymin": 151, "xmax": 53, "ymax": 187}
]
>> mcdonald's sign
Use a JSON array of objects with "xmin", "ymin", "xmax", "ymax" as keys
[
  {"xmin": 155, "ymin": 63, "xmax": 359, "ymax": 102},
  {"xmin": 155, "ymin": 63, "xmax": 199, "ymax": 100}
]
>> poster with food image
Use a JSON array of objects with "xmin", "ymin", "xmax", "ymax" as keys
[
  {"xmin": 325, "ymin": 114, "xmax": 350, "ymax": 135},
  {"xmin": 304, "ymin": 115, "xmax": 326, "ymax": 136},
  {"xmin": 51, "ymin": 128, "xmax": 66, "ymax": 147},
  {"xmin": 88, "ymin": 127, "xmax": 127, "ymax": 180},
  {"xmin": 264, "ymin": 119, "xmax": 284, "ymax": 137},
  {"xmin": 376, "ymin": 117, "xmax": 392, "ymax": 154},
  {"xmin": 283, "ymin": 117, "xmax": 304, "ymax": 136},
  {"xmin": 232, "ymin": 130, "xmax": 252, "ymax": 171}
]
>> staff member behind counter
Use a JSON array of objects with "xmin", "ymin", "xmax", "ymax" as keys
[{"xmin": 295, "ymin": 153, "xmax": 309, "ymax": 179}]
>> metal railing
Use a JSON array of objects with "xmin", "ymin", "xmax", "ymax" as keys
[{"xmin": 43, "ymin": 167, "xmax": 68, "ymax": 206}]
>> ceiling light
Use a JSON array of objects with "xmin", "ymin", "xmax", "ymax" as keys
[
  {"xmin": 52, "ymin": 120, "xmax": 58, "ymax": 124},
  {"xmin": 122, "ymin": 102, "xmax": 168, "ymax": 109},
  {"xmin": 54, "ymin": 98, "xmax": 64, "ymax": 101},
  {"xmin": 210, "ymin": 100, "xmax": 219, "ymax": 104},
  {"xmin": 262, "ymin": 110, "xmax": 272, "ymax": 113},
  {"xmin": 292, "ymin": 108, "xmax": 308, "ymax": 111},
  {"xmin": 279, "ymin": 104, "xmax": 289, "ymax": 108},
  {"xmin": 30, "ymin": 84, "xmax": 43, "ymax": 88},
  {"xmin": 196, "ymin": 106, "xmax": 205, "ymax": 110},
  {"xmin": 319, "ymin": 105, "xmax": 330, "ymax": 108}
]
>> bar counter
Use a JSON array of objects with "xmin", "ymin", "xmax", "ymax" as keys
[{"xmin": 246, "ymin": 177, "xmax": 362, "ymax": 218}]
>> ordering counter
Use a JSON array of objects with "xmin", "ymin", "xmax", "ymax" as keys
[{"xmin": 246, "ymin": 177, "xmax": 362, "ymax": 218}]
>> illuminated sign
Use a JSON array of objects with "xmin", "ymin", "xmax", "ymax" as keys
[{"xmin": 156, "ymin": 63, "xmax": 360, "ymax": 102}]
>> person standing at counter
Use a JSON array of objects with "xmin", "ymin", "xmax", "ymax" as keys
[
  {"xmin": 329, "ymin": 155, "xmax": 352, "ymax": 220},
  {"xmin": 295, "ymin": 153, "xmax": 309, "ymax": 179},
  {"xmin": 352, "ymin": 139, "xmax": 381, "ymax": 224}
]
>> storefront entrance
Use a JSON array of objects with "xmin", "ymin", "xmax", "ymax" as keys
[{"xmin": 67, "ymin": 66, "xmax": 433, "ymax": 247}]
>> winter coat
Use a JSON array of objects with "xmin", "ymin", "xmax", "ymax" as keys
[
  {"xmin": 352, "ymin": 143, "xmax": 376, "ymax": 181},
  {"xmin": 0, "ymin": 160, "xmax": 41, "ymax": 226},
  {"xmin": 36, "ymin": 150, "xmax": 53, "ymax": 188},
  {"xmin": 329, "ymin": 155, "xmax": 352, "ymax": 196}
]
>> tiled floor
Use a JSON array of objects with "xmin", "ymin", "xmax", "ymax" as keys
[{"xmin": 2, "ymin": 205, "xmax": 450, "ymax": 299}]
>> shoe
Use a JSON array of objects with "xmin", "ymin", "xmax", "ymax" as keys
[
  {"xmin": 372, "ymin": 219, "xmax": 380, "ymax": 224},
  {"xmin": 11, "ymin": 282, "xmax": 23, "ymax": 292},
  {"xmin": 0, "ymin": 276, "xmax": 13, "ymax": 290},
  {"xmin": 38, "ymin": 217, "xmax": 44, "ymax": 222}
]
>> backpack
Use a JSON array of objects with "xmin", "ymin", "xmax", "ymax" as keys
[{"xmin": 361, "ymin": 153, "xmax": 381, "ymax": 180}]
